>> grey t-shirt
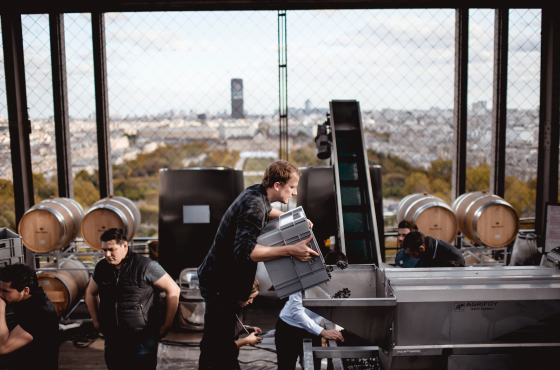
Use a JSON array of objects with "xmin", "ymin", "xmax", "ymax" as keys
[{"xmin": 93, "ymin": 260, "xmax": 167, "ymax": 284}]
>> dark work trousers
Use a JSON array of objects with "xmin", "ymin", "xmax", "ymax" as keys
[
  {"xmin": 104, "ymin": 333, "xmax": 159, "ymax": 370},
  {"xmin": 275, "ymin": 318, "xmax": 322, "ymax": 370},
  {"xmin": 199, "ymin": 294, "xmax": 241, "ymax": 370}
]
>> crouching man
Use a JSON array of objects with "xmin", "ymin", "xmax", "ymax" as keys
[
  {"xmin": 86, "ymin": 228, "xmax": 180, "ymax": 370},
  {"xmin": 0, "ymin": 264, "xmax": 59, "ymax": 370}
]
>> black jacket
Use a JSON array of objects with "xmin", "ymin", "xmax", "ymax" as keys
[
  {"xmin": 94, "ymin": 250, "xmax": 155, "ymax": 334},
  {"xmin": 198, "ymin": 184, "xmax": 272, "ymax": 301},
  {"xmin": 419, "ymin": 236, "xmax": 465, "ymax": 267}
]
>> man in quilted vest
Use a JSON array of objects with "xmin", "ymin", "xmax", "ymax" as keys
[{"xmin": 86, "ymin": 228, "xmax": 180, "ymax": 370}]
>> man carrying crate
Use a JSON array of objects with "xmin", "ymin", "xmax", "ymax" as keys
[
  {"xmin": 0, "ymin": 264, "xmax": 59, "ymax": 370},
  {"xmin": 197, "ymin": 160, "xmax": 318, "ymax": 370}
]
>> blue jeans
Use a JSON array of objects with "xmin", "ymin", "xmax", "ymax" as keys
[{"xmin": 104, "ymin": 333, "xmax": 159, "ymax": 370}]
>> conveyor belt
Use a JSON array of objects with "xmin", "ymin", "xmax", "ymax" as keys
[{"xmin": 329, "ymin": 100, "xmax": 382, "ymax": 265}]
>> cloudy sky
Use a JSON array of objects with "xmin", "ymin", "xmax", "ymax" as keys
[{"xmin": 0, "ymin": 9, "xmax": 542, "ymax": 120}]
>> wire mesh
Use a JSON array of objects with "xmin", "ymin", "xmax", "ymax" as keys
[
  {"xmin": 21, "ymin": 14, "xmax": 59, "ymax": 203},
  {"xmin": 288, "ymin": 9, "xmax": 455, "ymax": 220},
  {"xmin": 505, "ymin": 9, "xmax": 541, "ymax": 218},
  {"xmin": 104, "ymin": 11, "xmax": 279, "ymax": 236},
  {"xmin": 0, "ymin": 16, "xmax": 17, "ymax": 231},
  {"xmin": 64, "ymin": 13, "xmax": 100, "ymax": 210},
  {"xmin": 466, "ymin": 9, "xmax": 494, "ymax": 194}
]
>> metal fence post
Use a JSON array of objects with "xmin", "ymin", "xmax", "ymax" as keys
[
  {"xmin": 50, "ymin": 13, "xmax": 74, "ymax": 198},
  {"xmin": 452, "ymin": 8, "xmax": 469, "ymax": 202},
  {"xmin": 92, "ymin": 12, "xmax": 113, "ymax": 198},
  {"xmin": 489, "ymin": 9, "xmax": 508, "ymax": 198}
]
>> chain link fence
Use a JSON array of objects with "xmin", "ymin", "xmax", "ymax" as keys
[
  {"xmin": 0, "ymin": 9, "xmax": 547, "ymax": 237},
  {"xmin": 0, "ymin": 17, "xmax": 16, "ymax": 231},
  {"xmin": 105, "ymin": 11, "xmax": 279, "ymax": 236},
  {"xmin": 64, "ymin": 13, "xmax": 100, "ymax": 210},
  {"xmin": 288, "ymin": 9, "xmax": 456, "ymax": 225},
  {"xmin": 505, "ymin": 9, "xmax": 541, "ymax": 219},
  {"xmin": 466, "ymin": 9, "xmax": 494, "ymax": 194},
  {"xmin": 21, "ymin": 14, "xmax": 59, "ymax": 205}
]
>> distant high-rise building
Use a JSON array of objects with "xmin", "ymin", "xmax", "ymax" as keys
[
  {"xmin": 231, "ymin": 79, "xmax": 244, "ymax": 119},
  {"xmin": 305, "ymin": 99, "xmax": 312, "ymax": 113}
]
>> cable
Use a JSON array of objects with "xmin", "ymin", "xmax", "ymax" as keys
[
  {"xmin": 240, "ymin": 345, "xmax": 277, "ymax": 353},
  {"xmin": 238, "ymin": 359, "xmax": 278, "ymax": 365},
  {"xmin": 72, "ymin": 331, "xmax": 99, "ymax": 348}
]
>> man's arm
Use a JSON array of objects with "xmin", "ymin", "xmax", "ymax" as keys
[
  {"xmin": 0, "ymin": 299, "xmax": 33, "ymax": 354},
  {"xmin": 269, "ymin": 208, "xmax": 283, "ymax": 220},
  {"xmin": 153, "ymin": 273, "xmax": 180, "ymax": 338},
  {"xmin": 85, "ymin": 278, "xmax": 100, "ymax": 330},
  {"xmin": 250, "ymin": 236, "xmax": 318, "ymax": 262}
]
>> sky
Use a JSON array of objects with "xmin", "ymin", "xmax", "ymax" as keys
[{"xmin": 0, "ymin": 9, "xmax": 542, "ymax": 120}]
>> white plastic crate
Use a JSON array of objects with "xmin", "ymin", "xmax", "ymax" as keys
[
  {"xmin": 258, "ymin": 206, "xmax": 330, "ymax": 298},
  {"xmin": 0, "ymin": 228, "xmax": 24, "ymax": 263}
]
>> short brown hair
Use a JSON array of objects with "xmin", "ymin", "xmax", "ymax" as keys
[
  {"xmin": 324, "ymin": 251, "xmax": 348, "ymax": 265},
  {"xmin": 398, "ymin": 220, "xmax": 418, "ymax": 231},
  {"xmin": 403, "ymin": 231, "xmax": 425, "ymax": 252},
  {"xmin": 261, "ymin": 160, "xmax": 300, "ymax": 188}
]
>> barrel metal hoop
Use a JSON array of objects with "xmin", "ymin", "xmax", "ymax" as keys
[
  {"xmin": 451, "ymin": 192, "xmax": 471, "ymax": 213},
  {"xmin": 472, "ymin": 200, "xmax": 511, "ymax": 244},
  {"xmin": 43, "ymin": 200, "xmax": 76, "ymax": 238},
  {"xmin": 411, "ymin": 202, "xmax": 453, "ymax": 223},
  {"xmin": 463, "ymin": 194, "xmax": 494, "ymax": 224},
  {"xmin": 397, "ymin": 194, "xmax": 420, "ymax": 221},
  {"xmin": 88, "ymin": 204, "xmax": 129, "ymax": 236},
  {"xmin": 35, "ymin": 205, "xmax": 67, "ymax": 250},
  {"xmin": 106, "ymin": 199, "xmax": 135, "ymax": 234},
  {"xmin": 65, "ymin": 198, "xmax": 86, "ymax": 218},
  {"xmin": 404, "ymin": 196, "xmax": 437, "ymax": 221}
]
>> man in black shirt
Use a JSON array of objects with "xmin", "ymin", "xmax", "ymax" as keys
[
  {"xmin": 86, "ymin": 228, "xmax": 180, "ymax": 370},
  {"xmin": 197, "ymin": 160, "xmax": 318, "ymax": 369},
  {"xmin": 0, "ymin": 264, "xmax": 59, "ymax": 370},
  {"xmin": 403, "ymin": 231, "xmax": 465, "ymax": 267}
]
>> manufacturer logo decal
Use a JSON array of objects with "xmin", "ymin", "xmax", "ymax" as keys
[{"xmin": 454, "ymin": 302, "xmax": 498, "ymax": 312}]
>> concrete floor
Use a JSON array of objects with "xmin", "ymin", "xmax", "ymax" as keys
[{"xmin": 58, "ymin": 292, "xmax": 328, "ymax": 369}]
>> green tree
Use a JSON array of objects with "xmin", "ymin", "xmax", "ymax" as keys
[
  {"xmin": 289, "ymin": 144, "xmax": 328, "ymax": 169},
  {"xmin": 466, "ymin": 163, "xmax": 490, "ymax": 192},
  {"xmin": 33, "ymin": 173, "xmax": 58, "ymax": 202},
  {"xmin": 403, "ymin": 172, "xmax": 430, "ymax": 195},
  {"xmin": 202, "ymin": 149, "xmax": 240, "ymax": 168},
  {"xmin": 504, "ymin": 176, "xmax": 536, "ymax": 217}
]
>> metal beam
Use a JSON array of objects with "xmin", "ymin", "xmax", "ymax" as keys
[
  {"xmin": 278, "ymin": 10, "xmax": 288, "ymax": 163},
  {"xmin": 50, "ymin": 13, "xmax": 73, "ymax": 198},
  {"xmin": 489, "ymin": 9, "xmax": 508, "ymax": 197},
  {"xmin": 451, "ymin": 8, "xmax": 469, "ymax": 202},
  {"xmin": 92, "ymin": 12, "xmax": 113, "ymax": 198},
  {"xmin": 536, "ymin": 8, "xmax": 560, "ymax": 239},
  {"xmin": 2, "ymin": 14, "xmax": 34, "ymax": 225},
  {"xmin": 4, "ymin": 1, "xmax": 552, "ymax": 14}
]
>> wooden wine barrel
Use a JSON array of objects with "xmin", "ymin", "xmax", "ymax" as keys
[
  {"xmin": 81, "ymin": 195, "xmax": 141, "ymax": 250},
  {"xmin": 18, "ymin": 197, "xmax": 85, "ymax": 252},
  {"xmin": 397, "ymin": 193, "xmax": 458, "ymax": 243},
  {"xmin": 452, "ymin": 191, "xmax": 519, "ymax": 247},
  {"xmin": 37, "ymin": 259, "xmax": 89, "ymax": 316}
]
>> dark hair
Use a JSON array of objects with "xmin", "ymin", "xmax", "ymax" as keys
[
  {"xmin": 403, "ymin": 231, "xmax": 426, "ymax": 252},
  {"xmin": 324, "ymin": 251, "xmax": 348, "ymax": 265},
  {"xmin": 0, "ymin": 264, "xmax": 39, "ymax": 293},
  {"xmin": 398, "ymin": 220, "xmax": 418, "ymax": 231},
  {"xmin": 444, "ymin": 261, "xmax": 465, "ymax": 267},
  {"xmin": 261, "ymin": 160, "xmax": 301, "ymax": 188},
  {"xmin": 250, "ymin": 279, "xmax": 260, "ymax": 295},
  {"xmin": 100, "ymin": 228, "xmax": 128, "ymax": 244}
]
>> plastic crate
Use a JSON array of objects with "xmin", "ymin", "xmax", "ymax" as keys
[
  {"xmin": 258, "ymin": 206, "xmax": 330, "ymax": 299},
  {"xmin": 0, "ymin": 228, "xmax": 24, "ymax": 262}
]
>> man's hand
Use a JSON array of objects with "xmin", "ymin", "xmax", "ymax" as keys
[
  {"xmin": 320, "ymin": 329, "xmax": 344, "ymax": 342},
  {"xmin": 246, "ymin": 326, "xmax": 262, "ymax": 334},
  {"xmin": 93, "ymin": 320, "xmax": 100, "ymax": 331},
  {"xmin": 244, "ymin": 332, "xmax": 262, "ymax": 346},
  {"xmin": 307, "ymin": 219, "xmax": 313, "ymax": 229},
  {"xmin": 290, "ymin": 236, "xmax": 319, "ymax": 262},
  {"xmin": 159, "ymin": 325, "xmax": 171, "ymax": 339}
]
